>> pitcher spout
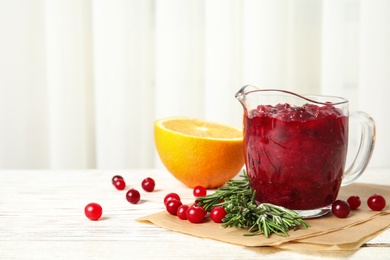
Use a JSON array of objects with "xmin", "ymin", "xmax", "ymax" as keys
[
  {"xmin": 235, "ymin": 85, "xmax": 259, "ymax": 101},
  {"xmin": 235, "ymin": 85, "xmax": 260, "ymax": 110}
]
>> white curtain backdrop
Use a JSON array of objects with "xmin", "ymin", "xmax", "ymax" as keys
[{"xmin": 0, "ymin": 0, "xmax": 389, "ymax": 169}]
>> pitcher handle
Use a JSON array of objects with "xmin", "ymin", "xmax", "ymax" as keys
[{"xmin": 341, "ymin": 111, "xmax": 376, "ymax": 186}]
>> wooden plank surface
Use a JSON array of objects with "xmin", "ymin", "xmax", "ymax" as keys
[{"xmin": 0, "ymin": 168, "xmax": 389, "ymax": 259}]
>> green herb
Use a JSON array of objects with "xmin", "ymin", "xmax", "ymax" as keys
[{"xmin": 195, "ymin": 171, "xmax": 309, "ymax": 238}]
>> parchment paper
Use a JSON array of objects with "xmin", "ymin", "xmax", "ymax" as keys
[{"xmin": 137, "ymin": 183, "xmax": 390, "ymax": 251}]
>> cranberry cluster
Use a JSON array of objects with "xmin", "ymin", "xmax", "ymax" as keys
[
  {"xmin": 332, "ymin": 194, "xmax": 386, "ymax": 218},
  {"xmin": 164, "ymin": 186, "xmax": 227, "ymax": 224},
  {"xmin": 84, "ymin": 175, "xmax": 156, "ymax": 221}
]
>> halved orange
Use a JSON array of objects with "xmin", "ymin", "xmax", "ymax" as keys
[{"xmin": 154, "ymin": 117, "xmax": 244, "ymax": 188}]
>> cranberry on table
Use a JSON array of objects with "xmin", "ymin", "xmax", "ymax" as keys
[
  {"xmin": 126, "ymin": 189, "xmax": 141, "ymax": 204},
  {"xmin": 186, "ymin": 204, "xmax": 206, "ymax": 223},
  {"xmin": 111, "ymin": 175, "xmax": 123, "ymax": 184},
  {"xmin": 84, "ymin": 202, "xmax": 103, "ymax": 221},
  {"xmin": 114, "ymin": 179, "xmax": 126, "ymax": 190},
  {"xmin": 164, "ymin": 193, "xmax": 181, "ymax": 206},
  {"xmin": 166, "ymin": 199, "xmax": 182, "ymax": 216},
  {"xmin": 367, "ymin": 194, "xmax": 386, "ymax": 211},
  {"xmin": 332, "ymin": 200, "xmax": 350, "ymax": 218},
  {"xmin": 210, "ymin": 206, "xmax": 226, "ymax": 223},
  {"xmin": 193, "ymin": 185, "xmax": 207, "ymax": 197},
  {"xmin": 177, "ymin": 204, "xmax": 189, "ymax": 220},
  {"xmin": 347, "ymin": 196, "xmax": 361, "ymax": 210},
  {"xmin": 142, "ymin": 177, "xmax": 155, "ymax": 192}
]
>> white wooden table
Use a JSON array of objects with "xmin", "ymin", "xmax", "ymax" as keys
[{"xmin": 1, "ymin": 168, "xmax": 389, "ymax": 259}]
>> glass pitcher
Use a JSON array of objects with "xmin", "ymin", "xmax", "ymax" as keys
[{"xmin": 235, "ymin": 85, "xmax": 376, "ymax": 218}]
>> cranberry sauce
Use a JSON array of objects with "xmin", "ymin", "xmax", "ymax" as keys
[{"xmin": 244, "ymin": 103, "xmax": 348, "ymax": 210}]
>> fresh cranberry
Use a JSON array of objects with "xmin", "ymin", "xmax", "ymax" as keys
[
  {"xmin": 114, "ymin": 179, "xmax": 126, "ymax": 190},
  {"xmin": 193, "ymin": 185, "xmax": 207, "ymax": 197},
  {"xmin": 347, "ymin": 196, "xmax": 361, "ymax": 210},
  {"xmin": 166, "ymin": 200, "xmax": 182, "ymax": 216},
  {"xmin": 177, "ymin": 205, "xmax": 189, "ymax": 220},
  {"xmin": 111, "ymin": 175, "xmax": 123, "ymax": 184},
  {"xmin": 210, "ymin": 206, "xmax": 226, "ymax": 223},
  {"xmin": 126, "ymin": 189, "xmax": 141, "ymax": 204},
  {"xmin": 164, "ymin": 193, "xmax": 181, "ymax": 205},
  {"xmin": 332, "ymin": 200, "xmax": 350, "ymax": 218},
  {"xmin": 367, "ymin": 194, "xmax": 386, "ymax": 211},
  {"xmin": 186, "ymin": 204, "xmax": 206, "ymax": 223},
  {"xmin": 142, "ymin": 177, "xmax": 155, "ymax": 192},
  {"xmin": 84, "ymin": 203, "xmax": 103, "ymax": 221}
]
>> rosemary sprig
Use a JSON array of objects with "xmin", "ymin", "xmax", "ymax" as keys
[{"xmin": 195, "ymin": 171, "xmax": 309, "ymax": 238}]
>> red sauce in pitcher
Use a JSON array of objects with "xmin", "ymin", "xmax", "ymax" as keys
[{"xmin": 244, "ymin": 103, "xmax": 348, "ymax": 210}]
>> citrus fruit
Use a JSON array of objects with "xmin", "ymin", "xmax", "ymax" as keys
[{"xmin": 154, "ymin": 117, "xmax": 244, "ymax": 188}]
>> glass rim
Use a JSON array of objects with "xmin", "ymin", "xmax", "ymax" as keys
[{"xmin": 236, "ymin": 86, "xmax": 349, "ymax": 106}]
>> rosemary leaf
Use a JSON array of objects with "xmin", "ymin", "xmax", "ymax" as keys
[{"xmin": 195, "ymin": 170, "xmax": 310, "ymax": 238}]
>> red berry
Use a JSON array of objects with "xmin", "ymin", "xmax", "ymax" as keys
[
  {"xmin": 210, "ymin": 206, "xmax": 226, "ymax": 223},
  {"xmin": 164, "ymin": 193, "xmax": 181, "ymax": 205},
  {"xmin": 332, "ymin": 200, "xmax": 350, "ymax": 218},
  {"xmin": 126, "ymin": 189, "xmax": 141, "ymax": 204},
  {"xmin": 367, "ymin": 194, "xmax": 386, "ymax": 211},
  {"xmin": 166, "ymin": 200, "xmax": 182, "ymax": 215},
  {"xmin": 142, "ymin": 177, "xmax": 155, "ymax": 192},
  {"xmin": 193, "ymin": 185, "xmax": 207, "ymax": 197},
  {"xmin": 177, "ymin": 204, "xmax": 189, "ymax": 220},
  {"xmin": 347, "ymin": 196, "xmax": 361, "ymax": 210},
  {"xmin": 114, "ymin": 179, "xmax": 126, "ymax": 190},
  {"xmin": 186, "ymin": 204, "xmax": 206, "ymax": 223},
  {"xmin": 111, "ymin": 175, "xmax": 123, "ymax": 184},
  {"xmin": 84, "ymin": 203, "xmax": 103, "ymax": 221}
]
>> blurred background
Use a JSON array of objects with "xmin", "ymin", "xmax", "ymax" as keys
[{"xmin": 0, "ymin": 0, "xmax": 389, "ymax": 169}]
